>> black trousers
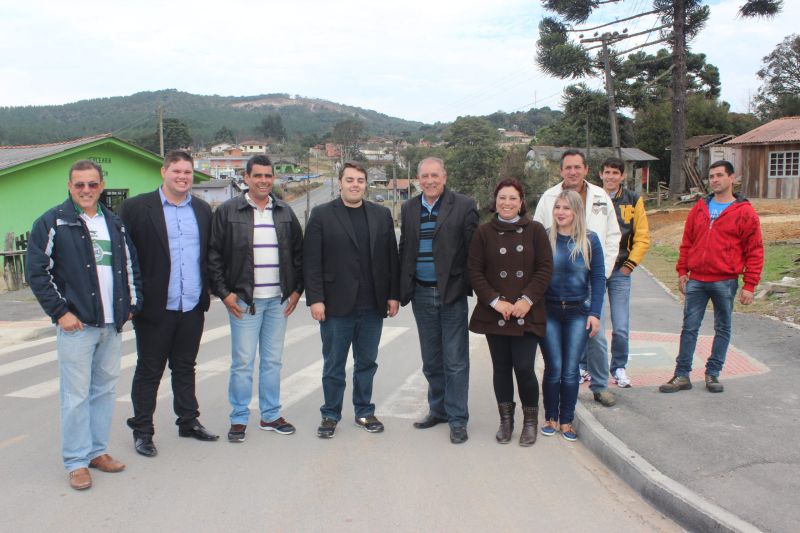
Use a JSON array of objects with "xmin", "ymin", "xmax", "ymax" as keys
[
  {"xmin": 128, "ymin": 306, "xmax": 205, "ymax": 436},
  {"xmin": 486, "ymin": 333, "xmax": 540, "ymax": 407}
]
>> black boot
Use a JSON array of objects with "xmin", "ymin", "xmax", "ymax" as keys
[
  {"xmin": 519, "ymin": 406, "xmax": 538, "ymax": 447},
  {"xmin": 496, "ymin": 402, "xmax": 515, "ymax": 443}
]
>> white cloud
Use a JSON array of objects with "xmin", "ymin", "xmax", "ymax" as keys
[{"xmin": 0, "ymin": 0, "xmax": 794, "ymax": 123}]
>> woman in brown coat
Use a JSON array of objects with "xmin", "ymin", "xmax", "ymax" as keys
[{"xmin": 468, "ymin": 179, "xmax": 553, "ymax": 446}]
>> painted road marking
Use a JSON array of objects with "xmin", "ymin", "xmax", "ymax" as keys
[
  {"xmin": 6, "ymin": 325, "xmax": 232, "ymax": 399},
  {"xmin": 272, "ymin": 326, "xmax": 408, "ymax": 411},
  {"xmin": 0, "ymin": 330, "xmax": 137, "ymax": 378},
  {"xmin": 0, "ymin": 434, "xmax": 29, "ymax": 450},
  {"xmin": 116, "ymin": 325, "xmax": 320, "ymax": 403}
]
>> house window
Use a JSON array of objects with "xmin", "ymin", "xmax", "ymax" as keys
[
  {"xmin": 101, "ymin": 189, "xmax": 128, "ymax": 212},
  {"xmin": 768, "ymin": 151, "xmax": 800, "ymax": 178}
]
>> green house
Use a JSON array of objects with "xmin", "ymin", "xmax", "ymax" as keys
[{"xmin": 0, "ymin": 134, "xmax": 209, "ymax": 245}]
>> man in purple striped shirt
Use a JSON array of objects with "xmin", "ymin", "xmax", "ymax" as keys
[{"xmin": 208, "ymin": 155, "xmax": 304, "ymax": 444}]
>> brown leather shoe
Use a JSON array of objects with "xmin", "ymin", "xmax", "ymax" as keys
[
  {"xmin": 69, "ymin": 468, "xmax": 92, "ymax": 490},
  {"xmin": 89, "ymin": 454, "xmax": 126, "ymax": 473}
]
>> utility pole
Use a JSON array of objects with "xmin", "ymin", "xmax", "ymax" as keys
[
  {"xmin": 392, "ymin": 141, "xmax": 398, "ymax": 223},
  {"xmin": 580, "ymin": 32, "xmax": 622, "ymax": 159},
  {"xmin": 158, "ymin": 106, "xmax": 165, "ymax": 157},
  {"xmin": 600, "ymin": 33, "xmax": 622, "ymax": 159}
]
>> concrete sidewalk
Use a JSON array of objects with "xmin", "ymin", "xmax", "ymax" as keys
[{"xmin": 575, "ymin": 268, "xmax": 800, "ymax": 533}]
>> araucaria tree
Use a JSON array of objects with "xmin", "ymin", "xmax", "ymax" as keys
[
  {"xmin": 536, "ymin": 0, "xmax": 782, "ymax": 196},
  {"xmin": 754, "ymin": 33, "xmax": 800, "ymax": 120}
]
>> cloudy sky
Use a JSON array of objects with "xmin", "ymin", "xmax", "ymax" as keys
[{"xmin": 1, "ymin": 0, "xmax": 796, "ymax": 124}]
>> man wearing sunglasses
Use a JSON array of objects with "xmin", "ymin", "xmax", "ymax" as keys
[{"xmin": 27, "ymin": 160, "xmax": 142, "ymax": 490}]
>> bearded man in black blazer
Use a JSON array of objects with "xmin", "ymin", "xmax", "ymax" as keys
[
  {"xmin": 304, "ymin": 161, "xmax": 400, "ymax": 439},
  {"xmin": 398, "ymin": 157, "xmax": 478, "ymax": 444},
  {"xmin": 118, "ymin": 150, "xmax": 219, "ymax": 457}
]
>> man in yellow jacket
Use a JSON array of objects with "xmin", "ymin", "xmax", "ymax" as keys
[{"xmin": 584, "ymin": 157, "xmax": 650, "ymax": 389}]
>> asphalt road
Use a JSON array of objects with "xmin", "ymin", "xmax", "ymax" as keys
[
  {"xmin": 0, "ymin": 298, "xmax": 678, "ymax": 532},
  {"xmin": 288, "ymin": 179, "xmax": 337, "ymax": 227}
]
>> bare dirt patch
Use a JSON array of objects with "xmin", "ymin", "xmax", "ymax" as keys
[
  {"xmin": 645, "ymin": 199, "xmax": 800, "ymax": 325},
  {"xmin": 647, "ymin": 200, "xmax": 800, "ymax": 248}
]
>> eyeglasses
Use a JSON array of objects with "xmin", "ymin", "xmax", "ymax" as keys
[{"xmin": 71, "ymin": 182, "xmax": 101, "ymax": 190}]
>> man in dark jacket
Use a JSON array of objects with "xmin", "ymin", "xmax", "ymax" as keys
[
  {"xmin": 27, "ymin": 159, "xmax": 142, "ymax": 490},
  {"xmin": 398, "ymin": 157, "xmax": 478, "ymax": 444},
  {"xmin": 119, "ymin": 150, "xmax": 219, "ymax": 458},
  {"xmin": 660, "ymin": 160, "xmax": 764, "ymax": 394},
  {"xmin": 208, "ymin": 155, "xmax": 303, "ymax": 443},
  {"xmin": 304, "ymin": 161, "xmax": 400, "ymax": 438}
]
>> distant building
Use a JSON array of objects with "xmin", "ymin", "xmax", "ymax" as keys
[
  {"xmin": 526, "ymin": 145, "xmax": 658, "ymax": 193},
  {"xmin": 0, "ymin": 134, "xmax": 209, "ymax": 242},
  {"xmin": 192, "ymin": 178, "xmax": 240, "ymax": 210},
  {"xmin": 195, "ymin": 155, "xmax": 249, "ymax": 179},
  {"xmin": 325, "ymin": 143, "xmax": 341, "ymax": 158},
  {"xmin": 209, "ymin": 142, "xmax": 234, "ymax": 154},
  {"xmin": 499, "ymin": 129, "xmax": 534, "ymax": 148},
  {"xmin": 725, "ymin": 116, "xmax": 800, "ymax": 200},
  {"xmin": 241, "ymin": 140, "xmax": 268, "ymax": 154}
]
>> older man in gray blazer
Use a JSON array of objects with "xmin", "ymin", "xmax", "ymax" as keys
[{"xmin": 399, "ymin": 157, "xmax": 478, "ymax": 444}]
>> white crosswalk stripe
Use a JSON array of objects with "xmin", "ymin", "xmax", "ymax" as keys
[
  {"xmin": 3, "ymin": 324, "xmax": 430, "ymax": 421},
  {"xmin": 380, "ymin": 371, "xmax": 428, "ymax": 419},
  {"xmin": 269, "ymin": 326, "xmax": 408, "ymax": 411},
  {"xmin": 116, "ymin": 325, "xmax": 320, "ymax": 403},
  {"xmin": 5, "ymin": 325, "xmax": 231, "ymax": 399},
  {"xmin": 0, "ymin": 331, "xmax": 136, "ymax": 377}
]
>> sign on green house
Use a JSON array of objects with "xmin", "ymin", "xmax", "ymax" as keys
[{"xmin": 0, "ymin": 135, "xmax": 208, "ymax": 245}]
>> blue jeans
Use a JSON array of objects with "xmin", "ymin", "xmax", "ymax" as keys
[
  {"xmin": 411, "ymin": 285, "xmax": 470, "ymax": 428},
  {"xmin": 319, "ymin": 309, "xmax": 384, "ymax": 421},
  {"xmin": 585, "ymin": 268, "xmax": 632, "ymax": 376},
  {"xmin": 541, "ymin": 303, "xmax": 589, "ymax": 425},
  {"xmin": 675, "ymin": 279, "xmax": 738, "ymax": 377},
  {"xmin": 57, "ymin": 324, "xmax": 122, "ymax": 471},
  {"xmin": 228, "ymin": 297, "xmax": 287, "ymax": 425}
]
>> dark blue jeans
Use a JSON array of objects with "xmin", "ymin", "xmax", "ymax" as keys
[
  {"xmin": 411, "ymin": 285, "xmax": 470, "ymax": 428},
  {"xmin": 675, "ymin": 279, "xmax": 738, "ymax": 378},
  {"xmin": 541, "ymin": 303, "xmax": 589, "ymax": 425},
  {"xmin": 319, "ymin": 309, "xmax": 384, "ymax": 421}
]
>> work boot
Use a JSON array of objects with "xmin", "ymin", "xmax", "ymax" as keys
[
  {"xmin": 705, "ymin": 374, "xmax": 724, "ymax": 393},
  {"xmin": 659, "ymin": 375, "xmax": 692, "ymax": 393},
  {"xmin": 593, "ymin": 390, "xmax": 617, "ymax": 407},
  {"xmin": 519, "ymin": 406, "xmax": 538, "ymax": 447},
  {"xmin": 495, "ymin": 402, "xmax": 515, "ymax": 444}
]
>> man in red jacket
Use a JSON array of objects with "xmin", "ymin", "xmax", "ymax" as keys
[{"xmin": 660, "ymin": 161, "xmax": 764, "ymax": 394}]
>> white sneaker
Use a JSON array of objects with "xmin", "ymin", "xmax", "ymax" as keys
[
  {"xmin": 579, "ymin": 368, "xmax": 591, "ymax": 384},
  {"xmin": 613, "ymin": 368, "xmax": 631, "ymax": 388}
]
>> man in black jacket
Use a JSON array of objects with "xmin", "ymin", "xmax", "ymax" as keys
[
  {"xmin": 398, "ymin": 157, "xmax": 478, "ymax": 444},
  {"xmin": 208, "ymin": 155, "xmax": 303, "ymax": 443},
  {"xmin": 304, "ymin": 161, "xmax": 400, "ymax": 438},
  {"xmin": 119, "ymin": 150, "xmax": 219, "ymax": 458},
  {"xmin": 27, "ymin": 159, "xmax": 142, "ymax": 490}
]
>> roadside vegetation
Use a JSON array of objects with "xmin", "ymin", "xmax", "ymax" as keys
[{"xmin": 643, "ymin": 200, "xmax": 800, "ymax": 325}]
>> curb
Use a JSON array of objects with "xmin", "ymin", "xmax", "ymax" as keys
[{"xmin": 573, "ymin": 402, "xmax": 762, "ymax": 533}]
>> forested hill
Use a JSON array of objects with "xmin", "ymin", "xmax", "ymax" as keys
[{"xmin": 0, "ymin": 89, "xmax": 426, "ymax": 146}]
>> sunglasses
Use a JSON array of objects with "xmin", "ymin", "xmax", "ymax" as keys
[{"xmin": 72, "ymin": 181, "xmax": 101, "ymax": 190}]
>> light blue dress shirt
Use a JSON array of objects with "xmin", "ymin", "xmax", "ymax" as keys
[{"xmin": 159, "ymin": 187, "xmax": 201, "ymax": 312}]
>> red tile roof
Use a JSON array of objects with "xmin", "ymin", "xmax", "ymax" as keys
[{"xmin": 726, "ymin": 116, "xmax": 800, "ymax": 145}]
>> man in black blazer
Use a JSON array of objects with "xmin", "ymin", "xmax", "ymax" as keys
[
  {"xmin": 118, "ymin": 150, "xmax": 219, "ymax": 457},
  {"xmin": 398, "ymin": 157, "xmax": 478, "ymax": 444},
  {"xmin": 304, "ymin": 161, "xmax": 400, "ymax": 438}
]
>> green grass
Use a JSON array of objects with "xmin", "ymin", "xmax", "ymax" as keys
[
  {"xmin": 645, "ymin": 243, "xmax": 800, "ymax": 322},
  {"xmin": 761, "ymin": 244, "xmax": 800, "ymax": 282}
]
